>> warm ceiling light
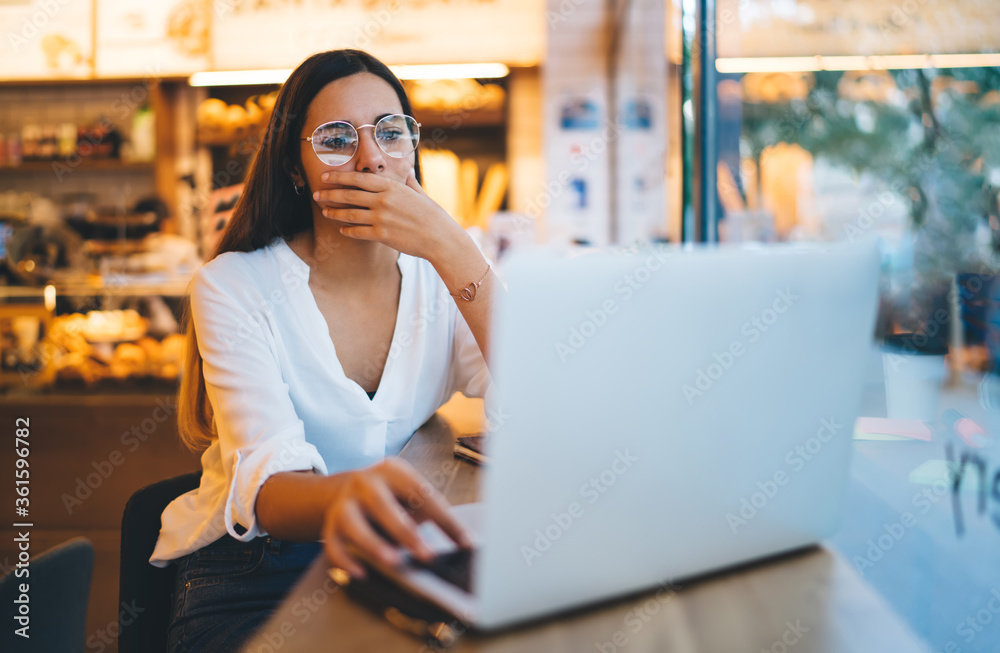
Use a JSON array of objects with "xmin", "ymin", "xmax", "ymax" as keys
[
  {"xmin": 390, "ymin": 63, "xmax": 510, "ymax": 80},
  {"xmin": 188, "ymin": 62, "xmax": 510, "ymax": 87},
  {"xmin": 716, "ymin": 53, "xmax": 1000, "ymax": 74},
  {"xmin": 44, "ymin": 284, "xmax": 56, "ymax": 312},
  {"xmin": 189, "ymin": 69, "xmax": 293, "ymax": 86},
  {"xmin": 931, "ymin": 53, "xmax": 1000, "ymax": 68}
]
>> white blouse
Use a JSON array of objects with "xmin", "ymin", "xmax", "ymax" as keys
[{"xmin": 150, "ymin": 237, "xmax": 491, "ymax": 566}]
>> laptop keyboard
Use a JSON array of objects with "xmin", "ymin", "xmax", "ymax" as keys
[{"xmin": 414, "ymin": 548, "xmax": 475, "ymax": 593}]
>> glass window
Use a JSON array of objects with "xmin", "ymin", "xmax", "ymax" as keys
[{"xmin": 703, "ymin": 2, "xmax": 1000, "ymax": 650}]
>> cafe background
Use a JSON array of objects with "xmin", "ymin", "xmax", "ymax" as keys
[{"xmin": 0, "ymin": 0, "xmax": 998, "ymax": 651}]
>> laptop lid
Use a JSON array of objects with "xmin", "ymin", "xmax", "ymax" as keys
[{"xmin": 474, "ymin": 240, "xmax": 880, "ymax": 629}]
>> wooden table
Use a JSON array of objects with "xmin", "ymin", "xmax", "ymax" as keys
[{"xmin": 242, "ymin": 415, "xmax": 930, "ymax": 653}]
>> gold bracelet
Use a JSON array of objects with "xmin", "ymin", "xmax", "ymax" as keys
[{"xmin": 450, "ymin": 264, "xmax": 491, "ymax": 302}]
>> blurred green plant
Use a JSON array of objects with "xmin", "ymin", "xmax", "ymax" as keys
[{"xmin": 741, "ymin": 67, "xmax": 1000, "ymax": 329}]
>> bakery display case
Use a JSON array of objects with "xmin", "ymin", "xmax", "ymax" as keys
[
  {"xmin": 0, "ymin": 74, "xmax": 202, "ymax": 398},
  {"xmin": 0, "ymin": 276, "xmax": 192, "ymax": 397}
]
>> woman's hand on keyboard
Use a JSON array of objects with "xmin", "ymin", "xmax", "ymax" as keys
[{"xmin": 321, "ymin": 457, "xmax": 472, "ymax": 579}]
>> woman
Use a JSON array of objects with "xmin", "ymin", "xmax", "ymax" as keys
[{"xmin": 151, "ymin": 49, "xmax": 497, "ymax": 652}]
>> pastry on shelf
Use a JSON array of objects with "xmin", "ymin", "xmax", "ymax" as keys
[
  {"xmin": 197, "ymin": 98, "xmax": 232, "ymax": 145},
  {"xmin": 109, "ymin": 342, "xmax": 147, "ymax": 379},
  {"xmin": 157, "ymin": 333, "xmax": 185, "ymax": 379},
  {"xmin": 48, "ymin": 314, "xmax": 92, "ymax": 357},
  {"xmin": 81, "ymin": 309, "xmax": 148, "ymax": 343},
  {"xmin": 197, "ymin": 93, "xmax": 278, "ymax": 146},
  {"xmin": 53, "ymin": 351, "xmax": 106, "ymax": 384},
  {"xmin": 406, "ymin": 79, "xmax": 506, "ymax": 113}
]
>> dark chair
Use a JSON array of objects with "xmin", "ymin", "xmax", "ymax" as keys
[
  {"xmin": 119, "ymin": 471, "xmax": 202, "ymax": 653},
  {"xmin": 0, "ymin": 536, "xmax": 94, "ymax": 653}
]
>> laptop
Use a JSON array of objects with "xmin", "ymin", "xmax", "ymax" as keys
[{"xmin": 359, "ymin": 240, "xmax": 880, "ymax": 631}]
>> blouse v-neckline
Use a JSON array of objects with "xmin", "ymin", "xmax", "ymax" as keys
[{"xmin": 276, "ymin": 237, "xmax": 408, "ymax": 406}]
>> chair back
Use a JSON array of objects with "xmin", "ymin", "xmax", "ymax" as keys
[
  {"xmin": 1, "ymin": 536, "xmax": 94, "ymax": 653},
  {"xmin": 119, "ymin": 471, "xmax": 202, "ymax": 653}
]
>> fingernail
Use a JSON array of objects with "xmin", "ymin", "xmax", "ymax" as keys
[
  {"xmin": 322, "ymin": 209, "xmax": 329, "ymax": 217},
  {"xmin": 312, "ymin": 191, "xmax": 319, "ymax": 200},
  {"xmin": 321, "ymin": 173, "xmax": 329, "ymax": 181}
]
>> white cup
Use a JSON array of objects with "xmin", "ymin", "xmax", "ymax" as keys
[{"xmin": 882, "ymin": 347, "xmax": 946, "ymax": 422}]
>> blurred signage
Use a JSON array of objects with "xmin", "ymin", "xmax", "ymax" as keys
[
  {"xmin": 0, "ymin": 0, "xmax": 93, "ymax": 80},
  {"xmin": 717, "ymin": 0, "xmax": 1000, "ymax": 58},
  {"xmin": 211, "ymin": 0, "xmax": 544, "ymax": 71},
  {"xmin": 96, "ymin": 0, "xmax": 211, "ymax": 77},
  {"xmin": 1, "ymin": 0, "xmax": 544, "ymax": 80}
]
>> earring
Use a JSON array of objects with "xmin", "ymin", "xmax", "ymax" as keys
[{"xmin": 293, "ymin": 182, "xmax": 305, "ymax": 196}]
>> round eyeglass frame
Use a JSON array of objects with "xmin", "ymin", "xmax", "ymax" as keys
[{"xmin": 300, "ymin": 114, "xmax": 421, "ymax": 167}]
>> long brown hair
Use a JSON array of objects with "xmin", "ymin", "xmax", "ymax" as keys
[{"xmin": 178, "ymin": 49, "xmax": 423, "ymax": 451}]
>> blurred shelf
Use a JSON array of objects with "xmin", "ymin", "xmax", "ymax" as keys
[
  {"xmin": 0, "ymin": 275, "xmax": 193, "ymax": 299},
  {"xmin": 0, "ymin": 160, "xmax": 154, "ymax": 174},
  {"xmin": 0, "ymin": 379, "xmax": 179, "ymax": 404},
  {"xmin": 0, "ymin": 76, "xmax": 188, "ymax": 88}
]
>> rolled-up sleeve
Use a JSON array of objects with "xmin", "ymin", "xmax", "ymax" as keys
[{"xmin": 192, "ymin": 264, "xmax": 328, "ymax": 541}]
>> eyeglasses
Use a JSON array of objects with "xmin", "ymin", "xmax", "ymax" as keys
[{"xmin": 301, "ymin": 114, "xmax": 420, "ymax": 166}]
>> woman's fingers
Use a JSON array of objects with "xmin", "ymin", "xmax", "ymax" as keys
[
  {"xmin": 363, "ymin": 480, "xmax": 435, "ymax": 562},
  {"xmin": 382, "ymin": 461, "xmax": 473, "ymax": 549},
  {"xmin": 405, "ymin": 170, "xmax": 427, "ymax": 196},
  {"xmin": 338, "ymin": 225, "xmax": 379, "ymax": 241},
  {"xmin": 322, "ymin": 511, "xmax": 366, "ymax": 579},
  {"xmin": 412, "ymin": 492, "xmax": 474, "ymax": 549},
  {"xmin": 321, "ymin": 170, "xmax": 393, "ymax": 192},
  {"xmin": 322, "ymin": 207, "xmax": 373, "ymax": 224},
  {"xmin": 313, "ymin": 187, "xmax": 377, "ymax": 207},
  {"xmin": 341, "ymin": 501, "xmax": 402, "ymax": 569}
]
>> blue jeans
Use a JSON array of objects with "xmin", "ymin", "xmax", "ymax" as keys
[{"xmin": 166, "ymin": 534, "xmax": 322, "ymax": 653}]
